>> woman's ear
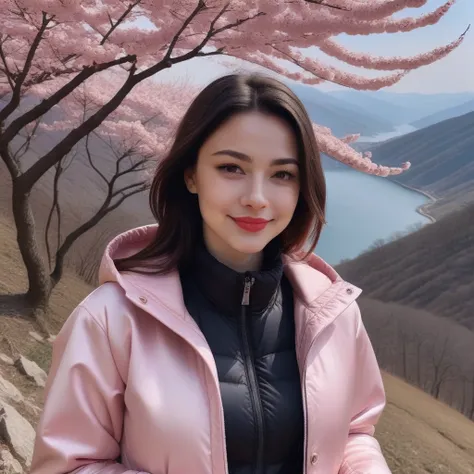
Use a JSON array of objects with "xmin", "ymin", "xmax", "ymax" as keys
[{"xmin": 184, "ymin": 168, "xmax": 197, "ymax": 194}]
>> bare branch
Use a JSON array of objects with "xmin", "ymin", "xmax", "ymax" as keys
[
  {"xmin": 85, "ymin": 133, "xmax": 108, "ymax": 184},
  {"xmin": 107, "ymin": 183, "xmax": 148, "ymax": 212},
  {"xmin": 0, "ymin": 37, "xmax": 15, "ymax": 91},
  {"xmin": 116, "ymin": 156, "xmax": 148, "ymax": 178},
  {"xmin": 44, "ymin": 160, "xmax": 63, "ymax": 270},
  {"xmin": 111, "ymin": 180, "xmax": 148, "ymax": 199},
  {"xmin": 163, "ymin": 0, "xmax": 207, "ymax": 61},
  {"xmin": 303, "ymin": 0, "xmax": 349, "ymax": 11},
  {"xmin": 0, "ymin": 12, "xmax": 53, "ymax": 123},
  {"xmin": 44, "ymin": 142, "xmax": 76, "ymax": 271},
  {"xmin": 0, "ymin": 54, "xmax": 137, "ymax": 147},
  {"xmin": 13, "ymin": 117, "xmax": 43, "ymax": 162},
  {"xmin": 101, "ymin": 0, "xmax": 142, "ymax": 45},
  {"xmin": 50, "ymin": 175, "xmax": 147, "ymax": 284},
  {"xmin": 212, "ymin": 9, "xmax": 265, "ymax": 36}
]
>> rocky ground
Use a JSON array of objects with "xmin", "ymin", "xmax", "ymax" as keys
[{"xmin": 0, "ymin": 331, "xmax": 55, "ymax": 473}]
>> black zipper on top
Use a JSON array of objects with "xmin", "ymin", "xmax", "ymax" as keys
[{"xmin": 240, "ymin": 274, "xmax": 265, "ymax": 474}]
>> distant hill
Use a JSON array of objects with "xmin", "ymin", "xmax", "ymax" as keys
[
  {"xmin": 328, "ymin": 90, "xmax": 474, "ymax": 125},
  {"xmin": 376, "ymin": 91, "xmax": 474, "ymax": 115},
  {"xmin": 328, "ymin": 90, "xmax": 413, "ymax": 125},
  {"xmin": 336, "ymin": 201, "xmax": 474, "ymax": 330},
  {"xmin": 367, "ymin": 110, "xmax": 474, "ymax": 218},
  {"xmin": 411, "ymin": 99, "xmax": 474, "ymax": 129},
  {"xmin": 288, "ymin": 83, "xmax": 395, "ymax": 137}
]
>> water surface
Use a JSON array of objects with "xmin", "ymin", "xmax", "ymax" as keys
[{"xmin": 316, "ymin": 168, "xmax": 431, "ymax": 264}]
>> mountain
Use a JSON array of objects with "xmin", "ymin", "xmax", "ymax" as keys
[
  {"xmin": 367, "ymin": 110, "xmax": 474, "ymax": 218},
  {"xmin": 411, "ymin": 99, "xmax": 474, "ymax": 129},
  {"xmin": 336, "ymin": 201, "xmax": 474, "ymax": 330},
  {"xmin": 328, "ymin": 90, "xmax": 474, "ymax": 125},
  {"xmin": 288, "ymin": 83, "xmax": 395, "ymax": 137},
  {"xmin": 328, "ymin": 90, "xmax": 413, "ymax": 125},
  {"xmin": 376, "ymin": 91, "xmax": 474, "ymax": 113}
]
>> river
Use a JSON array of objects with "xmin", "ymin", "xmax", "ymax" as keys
[{"xmin": 315, "ymin": 124, "xmax": 431, "ymax": 264}]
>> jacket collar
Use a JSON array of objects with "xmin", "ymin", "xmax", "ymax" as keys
[{"xmin": 180, "ymin": 236, "xmax": 284, "ymax": 315}]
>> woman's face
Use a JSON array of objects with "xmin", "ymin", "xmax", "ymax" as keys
[{"xmin": 185, "ymin": 111, "xmax": 300, "ymax": 272}]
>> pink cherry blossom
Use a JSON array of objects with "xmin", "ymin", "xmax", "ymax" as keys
[{"xmin": 0, "ymin": 0, "xmax": 467, "ymax": 179}]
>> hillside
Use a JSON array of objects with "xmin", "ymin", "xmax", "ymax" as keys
[
  {"xmin": 289, "ymin": 83, "xmax": 395, "ymax": 137},
  {"xmin": 375, "ymin": 91, "xmax": 474, "ymax": 118},
  {"xmin": 411, "ymin": 99, "xmax": 474, "ymax": 129},
  {"xmin": 328, "ymin": 90, "xmax": 413, "ymax": 125},
  {"xmin": 378, "ymin": 373, "xmax": 474, "ymax": 474},
  {"xmin": 330, "ymin": 90, "xmax": 474, "ymax": 124},
  {"xmin": 368, "ymin": 110, "xmax": 474, "ymax": 218},
  {"xmin": 1, "ymin": 215, "xmax": 474, "ymax": 474},
  {"xmin": 336, "ymin": 201, "xmax": 474, "ymax": 330}
]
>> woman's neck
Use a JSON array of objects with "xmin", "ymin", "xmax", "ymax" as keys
[
  {"xmin": 209, "ymin": 249, "xmax": 263, "ymax": 273},
  {"xmin": 202, "ymin": 227, "xmax": 263, "ymax": 273}
]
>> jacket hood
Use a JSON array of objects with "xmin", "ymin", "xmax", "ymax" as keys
[
  {"xmin": 99, "ymin": 224, "xmax": 159, "ymax": 285},
  {"xmin": 98, "ymin": 224, "xmax": 360, "ymax": 309}
]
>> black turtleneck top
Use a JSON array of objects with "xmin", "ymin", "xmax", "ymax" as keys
[{"xmin": 179, "ymin": 239, "xmax": 305, "ymax": 474}]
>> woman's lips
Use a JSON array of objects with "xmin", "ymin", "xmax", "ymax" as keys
[{"xmin": 231, "ymin": 217, "xmax": 271, "ymax": 233}]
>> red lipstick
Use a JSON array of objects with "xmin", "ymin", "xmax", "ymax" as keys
[{"xmin": 231, "ymin": 217, "xmax": 270, "ymax": 233}]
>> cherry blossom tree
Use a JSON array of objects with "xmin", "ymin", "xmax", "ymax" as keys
[
  {"xmin": 39, "ymin": 75, "xmax": 193, "ymax": 287},
  {"xmin": 0, "ymin": 0, "xmax": 467, "ymax": 319}
]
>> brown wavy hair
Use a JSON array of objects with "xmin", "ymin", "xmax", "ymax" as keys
[{"xmin": 115, "ymin": 73, "xmax": 326, "ymax": 274}]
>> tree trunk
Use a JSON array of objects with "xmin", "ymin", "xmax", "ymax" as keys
[{"xmin": 11, "ymin": 181, "xmax": 53, "ymax": 314}]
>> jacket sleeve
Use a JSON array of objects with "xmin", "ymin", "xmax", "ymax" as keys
[
  {"xmin": 30, "ymin": 304, "xmax": 149, "ymax": 474},
  {"xmin": 339, "ymin": 303, "xmax": 392, "ymax": 474}
]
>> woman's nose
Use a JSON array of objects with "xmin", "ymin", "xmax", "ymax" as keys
[{"xmin": 240, "ymin": 176, "xmax": 269, "ymax": 209}]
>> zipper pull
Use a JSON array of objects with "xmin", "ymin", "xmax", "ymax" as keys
[{"xmin": 241, "ymin": 275, "xmax": 255, "ymax": 306}]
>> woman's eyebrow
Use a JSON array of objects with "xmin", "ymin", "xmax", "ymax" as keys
[{"xmin": 212, "ymin": 149, "xmax": 298, "ymax": 166}]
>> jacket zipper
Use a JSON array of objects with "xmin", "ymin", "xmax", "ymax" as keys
[{"xmin": 240, "ymin": 274, "xmax": 265, "ymax": 474}]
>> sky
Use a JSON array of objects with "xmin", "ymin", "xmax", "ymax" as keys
[{"xmin": 154, "ymin": 0, "xmax": 474, "ymax": 94}]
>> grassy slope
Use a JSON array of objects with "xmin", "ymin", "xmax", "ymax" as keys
[
  {"xmin": 379, "ymin": 373, "xmax": 474, "ymax": 474},
  {"xmin": 1, "ymin": 217, "xmax": 474, "ymax": 473}
]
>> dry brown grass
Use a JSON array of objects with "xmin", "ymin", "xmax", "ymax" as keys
[
  {"xmin": 1, "ymin": 214, "xmax": 474, "ymax": 473},
  {"xmin": 378, "ymin": 373, "xmax": 474, "ymax": 474}
]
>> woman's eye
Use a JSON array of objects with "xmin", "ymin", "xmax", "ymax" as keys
[
  {"xmin": 274, "ymin": 170, "xmax": 296, "ymax": 181},
  {"xmin": 217, "ymin": 164, "xmax": 243, "ymax": 174}
]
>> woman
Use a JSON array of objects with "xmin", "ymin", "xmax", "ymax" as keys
[{"xmin": 30, "ymin": 74, "xmax": 390, "ymax": 474}]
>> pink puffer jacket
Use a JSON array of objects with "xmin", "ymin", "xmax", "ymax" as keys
[{"xmin": 30, "ymin": 224, "xmax": 391, "ymax": 474}]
